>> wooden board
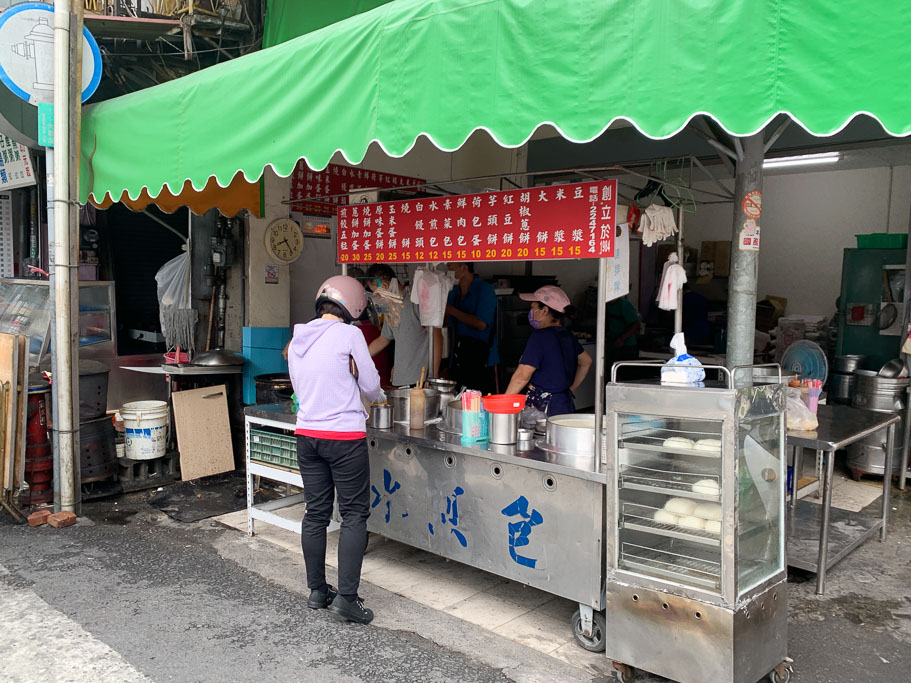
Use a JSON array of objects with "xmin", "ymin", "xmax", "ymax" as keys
[
  {"xmin": 171, "ymin": 384, "xmax": 234, "ymax": 481},
  {"xmin": 11, "ymin": 335, "xmax": 26, "ymax": 490},
  {"xmin": 0, "ymin": 333, "xmax": 19, "ymax": 492}
]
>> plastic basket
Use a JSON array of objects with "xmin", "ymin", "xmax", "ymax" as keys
[
  {"xmin": 856, "ymin": 233, "xmax": 908, "ymax": 249},
  {"xmin": 249, "ymin": 428, "xmax": 298, "ymax": 469},
  {"xmin": 482, "ymin": 394, "xmax": 527, "ymax": 414}
]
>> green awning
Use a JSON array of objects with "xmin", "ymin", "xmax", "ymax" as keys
[
  {"xmin": 81, "ymin": 0, "xmax": 911, "ymax": 204},
  {"xmin": 263, "ymin": 0, "xmax": 395, "ymax": 48}
]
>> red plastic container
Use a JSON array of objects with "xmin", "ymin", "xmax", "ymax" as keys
[{"xmin": 481, "ymin": 394, "xmax": 527, "ymax": 414}]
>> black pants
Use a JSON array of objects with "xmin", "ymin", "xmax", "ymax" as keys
[
  {"xmin": 451, "ymin": 336, "xmax": 494, "ymax": 394},
  {"xmin": 296, "ymin": 436, "xmax": 370, "ymax": 600}
]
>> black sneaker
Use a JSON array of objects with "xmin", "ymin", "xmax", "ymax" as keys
[
  {"xmin": 307, "ymin": 585, "xmax": 338, "ymax": 610},
  {"xmin": 329, "ymin": 595, "xmax": 374, "ymax": 624}
]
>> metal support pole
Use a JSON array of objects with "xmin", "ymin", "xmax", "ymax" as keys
[
  {"xmin": 725, "ymin": 132, "xmax": 765, "ymax": 369},
  {"xmin": 593, "ymin": 258, "xmax": 608, "ymax": 474},
  {"xmin": 674, "ymin": 207, "xmax": 685, "ymax": 333},
  {"xmin": 52, "ymin": 0, "xmax": 79, "ymax": 513},
  {"xmin": 46, "ymin": 147, "xmax": 61, "ymax": 509}
]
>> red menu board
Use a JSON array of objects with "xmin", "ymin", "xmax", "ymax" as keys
[
  {"xmin": 289, "ymin": 162, "xmax": 425, "ymax": 216},
  {"xmin": 337, "ymin": 180, "xmax": 617, "ymax": 264}
]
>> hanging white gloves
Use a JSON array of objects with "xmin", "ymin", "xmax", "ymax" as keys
[
  {"xmin": 639, "ymin": 205, "xmax": 678, "ymax": 247},
  {"xmin": 657, "ymin": 253, "xmax": 687, "ymax": 311}
]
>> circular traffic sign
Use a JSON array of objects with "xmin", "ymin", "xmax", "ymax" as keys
[{"xmin": 0, "ymin": 3, "xmax": 102, "ymax": 106}]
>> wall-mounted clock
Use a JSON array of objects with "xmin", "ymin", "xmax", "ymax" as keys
[{"xmin": 265, "ymin": 218, "xmax": 304, "ymax": 263}]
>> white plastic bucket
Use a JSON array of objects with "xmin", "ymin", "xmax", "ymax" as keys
[{"xmin": 121, "ymin": 400, "xmax": 169, "ymax": 460}]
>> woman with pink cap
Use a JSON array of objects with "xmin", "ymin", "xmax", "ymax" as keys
[{"xmin": 505, "ymin": 285, "xmax": 593, "ymax": 418}]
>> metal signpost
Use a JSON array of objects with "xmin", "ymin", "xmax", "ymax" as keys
[{"xmin": 0, "ymin": 2, "xmax": 102, "ymax": 512}]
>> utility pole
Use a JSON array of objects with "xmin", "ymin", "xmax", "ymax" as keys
[
  {"xmin": 726, "ymin": 133, "xmax": 765, "ymax": 370},
  {"xmin": 52, "ymin": 0, "xmax": 80, "ymax": 512}
]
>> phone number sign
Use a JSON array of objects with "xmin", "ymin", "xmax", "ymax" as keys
[{"xmin": 337, "ymin": 180, "xmax": 616, "ymax": 264}]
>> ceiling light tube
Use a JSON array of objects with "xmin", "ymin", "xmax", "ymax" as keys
[{"xmin": 762, "ymin": 152, "xmax": 841, "ymax": 169}]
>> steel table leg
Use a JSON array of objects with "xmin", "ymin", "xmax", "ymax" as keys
[
  {"xmin": 815, "ymin": 449, "xmax": 823, "ymax": 499},
  {"xmin": 245, "ymin": 419, "xmax": 255, "ymax": 537},
  {"xmin": 901, "ymin": 387, "xmax": 910, "ymax": 491},
  {"xmin": 815, "ymin": 449, "xmax": 836, "ymax": 595},
  {"xmin": 882, "ymin": 423, "xmax": 895, "ymax": 542},
  {"xmin": 791, "ymin": 446, "xmax": 803, "ymax": 510}
]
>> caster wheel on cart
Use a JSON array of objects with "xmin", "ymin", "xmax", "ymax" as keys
[
  {"xmin": 571, "ymin": 609, "xmax": 606, "ymax": 652},
  {"xmin": 769, "ymin": 659, "xmax": 793, "ymax": 683},
  {"xmin": 611, "ymin": 661, "xmax": 634, "ymax": 683}
]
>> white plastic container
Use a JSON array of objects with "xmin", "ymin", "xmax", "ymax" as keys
[{"xmin": 121, "ymin": 400, "xmax": 169, "ymax": 460}]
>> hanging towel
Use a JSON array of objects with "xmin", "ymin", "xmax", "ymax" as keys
[
  {"xmin": 657, "ymin": 253, "xmax": 687, "ymax": 311},
  {"xmin": 640, "ymin": 204, "xmax": 678, "ymax": 247}
]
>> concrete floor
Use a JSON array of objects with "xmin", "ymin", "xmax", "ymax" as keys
[{"xmin": 1, "ymin": 461, "xmax": 909, "ymax": 682}]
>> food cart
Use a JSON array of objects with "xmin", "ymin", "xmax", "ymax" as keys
[{"xmin": 243, "ymin": 176, "xmax": 789, "ymax": 679}]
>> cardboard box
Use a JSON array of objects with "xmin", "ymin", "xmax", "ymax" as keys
[{"xmin": 700, "ymin": 241, "xmax": 732, "ymax": 277}]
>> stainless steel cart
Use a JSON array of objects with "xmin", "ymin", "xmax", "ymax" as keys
[{"xmin": 604, "ymin": 363, "xmax": 791, "ymax": 683}]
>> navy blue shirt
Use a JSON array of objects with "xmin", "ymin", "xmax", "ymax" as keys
[
  {"xmin": 519, "ymin": 326, "xmax": 583, "ymax": 393},
  {"xmin": 447, "ymin": 276, "xmax": 499, "ymax": 366}
]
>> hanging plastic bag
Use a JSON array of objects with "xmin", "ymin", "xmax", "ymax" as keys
[
  {"xmin": 786, "ymin": 387, "xmax": 818, "ymax": 431},
  {"xmin": 660, "ymin": 333, "xmax": 705, "ymax": 384},
  {"xmin": 155, "ymin": 251, "xmax": 197, "ymax": 352}
]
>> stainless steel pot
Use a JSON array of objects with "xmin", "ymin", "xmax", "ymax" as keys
[
  {"xmin": 426, "ymin": 378, "xmax": 458, "ymax": 406},
  {"xmin": 545, "ymin": 414, "xmax": 597, "ymax": 456},
  {"xmin": 440, "ymin": 399, "xmax": 463, "ymax": 434},
  {"xmin": 828, "ymin": 372, "xmax": 855, "ymax": 404},
  {"xmin": 489, "ymin": 412, "xmax": 518, "ymax": 444},
  {"xmin": 833, "ymin": 354, "xmax": 866, "ymax": 374},
  {"xmin": 390, "ymin": 388, "xmax": 442, "ymax": 424},
  {"xmin": 369, "ymin": 404, "xmax": 392, "ymax": 429},
  {"xmin": 847, "ymin": 370, "xmax": 909, "ymax": 476}
]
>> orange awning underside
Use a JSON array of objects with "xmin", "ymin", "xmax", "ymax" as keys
[{"xmin": 92, "ymin": 173, "xmax": 261, "ymax": 217}]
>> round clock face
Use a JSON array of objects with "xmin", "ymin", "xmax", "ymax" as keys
[{"xmin": 265, "ymin": 219, "xmax": 303, "ymax": 263}]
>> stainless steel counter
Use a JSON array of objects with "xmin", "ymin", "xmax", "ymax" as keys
[
  {"xmin": 785, "ymin": 403, "xmax": 899, "ymax": 594},
  {"xmin": 244, "ymin": 402, "xmax": 607, "ymax": 484},
  {"xmin": 244, "ymin": 401, "xmax": 607, "ymax": 611}
]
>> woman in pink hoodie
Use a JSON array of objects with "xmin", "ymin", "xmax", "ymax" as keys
[{"xmin": 287, "ymin": 275, "xmax": 384, "ymax": 625}]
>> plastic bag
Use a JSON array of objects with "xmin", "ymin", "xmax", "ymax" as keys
[
  {"xmin": 660, "ymin": 333, "xmax": 706, "ymax": 384},
  {"xmin": 155, "ymin": 251, "xmax": 196, "ymax": 351},
  {"xmin": 786, "ymin": 387, "xmax": 818, "ymax": 431},
  {"xmin": 155, "ymin": 252, "xmax": 191, "ymax": 309}
]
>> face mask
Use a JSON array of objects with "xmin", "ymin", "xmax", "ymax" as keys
[{"xmin": 528, "ymin": 309, "xmax": 541, "ymax": 329}]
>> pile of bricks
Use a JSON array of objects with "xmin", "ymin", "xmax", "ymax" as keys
[{"xmin": 27, "ymin": 509, "xmax": 77, "ymax": 528}]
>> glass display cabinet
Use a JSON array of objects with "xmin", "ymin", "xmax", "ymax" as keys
[
  {"xmin": 0, "ymin": 279, "xmax": 116, "ymax": 367},
  {"xmin": 604, "ymin": 363, "xmax": 790, "ymax": 683}
]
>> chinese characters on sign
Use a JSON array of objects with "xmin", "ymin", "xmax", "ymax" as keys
[
  {"xmin": 0, "ymin": 193, "xmax": 13, "ymax": 277},
  {"xmin": 0, "ymin": 134, "xmax": 34, "ymax": 190},
  {"xmin": 739, "ymin": 219, "xmax": 760, "ymax": 252},
  {"xmin": 371, "ymin": 469, "xmax": 406, "ymax": 523},
  {"xmin": 501, "ymin": 495, "xmax": 544, "ymax": 568},
  {"xmin": 428, "ymin": 486, "xmax": 468, "ymax": 547},
  {"xmin": 289, "ymin": 161, "xmax": 425, "ymax": 217},
  {"xmin": 337, "ymin": 180, "xmax": 617, "ymax": 265}
]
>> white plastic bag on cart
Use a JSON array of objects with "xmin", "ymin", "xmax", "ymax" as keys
[
  {"xmin": 660, "ymin": 333, "xmax": 705, "ymax": 384},
  {"xmin": 786, "ymin": 387, "xmax": 818, "ymax": 431}
]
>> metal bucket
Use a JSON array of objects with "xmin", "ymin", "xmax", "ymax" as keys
[
  {"xmin": 847, "ymin": 371, "xmax": 909, "ymax": 476},
  {"xmin": 390, "ymin": 388, "xmax": 441, "ymax": 424},
  {"xmin": 78, "ymin": 360, "xmax": 110, "ymax": 421},
  {"xmin": 426, "ymin": 378, "xmax": 458, "ymax": 406},
  {"xmin": 833, "ymin": 354, "xmax": 866, "ymax": 374},
  {"xmin": 489, "ymin": 412, "xmax": 518, "ymax": 445},
  {"xmin": 369, "ymin": 404, "xmax": 392, "ymax": 429},
  {"xmin": 828, "ymin": 372, "xmax": 855, "ymax": 404}
]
